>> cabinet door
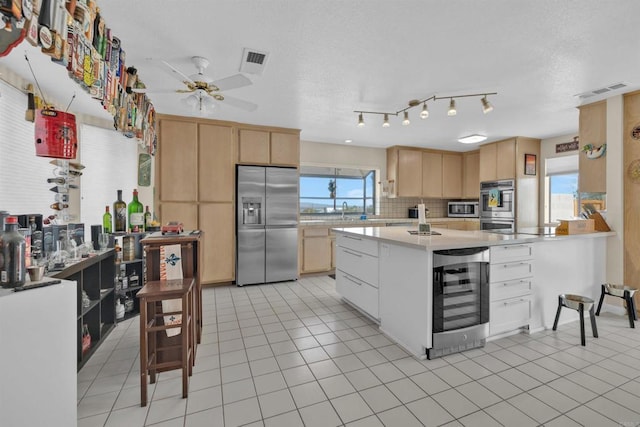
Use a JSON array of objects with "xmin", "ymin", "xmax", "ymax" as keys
[
  {"xmin": 579, "ymin": 101, "xmax": 606, "ymax": 193},
  {"xmin": 270, "ymin": 132, "xmax": 300, "ymax": 166},
  {"xmin": 159, "ymin": 120, "xmax": 198, "ymax": 201},
  {"xmin": 302, "ymin": 237, "xmax": 332, "ymax": 273},
  {"xmin": 421, "ymin": 152, "xmax": 442, "ymax": 198},
  {"xmin": 397, "ymin": 149, "xmax": 423, "ymax": 197},
  {"xmin": 199, "ymin": 123, "xmax": 234, "ymax": 202},
  {"xmin": 479, "ymin": 143, "xmax": 497, "ymax": 183},
  {"xmin": 462, "ymin": 151, "xmax": 480, "ymax": 198},
  {"xmin": 238, "ymin": 129, "xmax": 270, "ymax": 164},
  {"xmin": 158, "ymin": 202, "xmax": 198, "ymax": 230},
  {"xmin": 442, "ymin": 153, "xmax": 462, "ymax": 198},
  {"xmin": 199, "ymin": 203, "xmax": 235, "ymax": 283},
  {"xmin": 496, "ymin": 139, "xmax": 516, "ymax": 180}
]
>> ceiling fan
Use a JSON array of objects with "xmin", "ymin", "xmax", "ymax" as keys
[{"xmin": 134, "ymin": 56, "xmax": 258, "ymax": 112}]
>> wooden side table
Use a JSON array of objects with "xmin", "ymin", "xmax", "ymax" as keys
[{"xmin": 137, "ymin": 278, "xmax": 196, "ymax": 406}]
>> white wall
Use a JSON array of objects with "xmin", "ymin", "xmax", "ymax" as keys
[
  {"xmin": 300, "ymin": 140, "xmax": 387, "ymax": 174},
  {"xmin": 538, "ymin": 133, "xmax": 579, "ymax": 224}
]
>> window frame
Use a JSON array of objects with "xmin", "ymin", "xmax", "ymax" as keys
[{"xmin": 300, "ymin": 169, "xmax": 376, "ymax": 216}]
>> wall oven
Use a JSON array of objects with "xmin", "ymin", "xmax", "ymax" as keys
[
  {"xmin": 480, "ymin": 218, "xmax": 515, "ymax": 232},
  {"xmin": 429, "ymin": 247, "xmax": 490, "ymax": 359},
  {"xmin": 480, "ymin": 180, "xmax": 515, "ymax": 219}
]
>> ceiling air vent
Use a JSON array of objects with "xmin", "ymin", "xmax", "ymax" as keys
[
  {"xmin": 240, "ymin": 48, "xmax": 270, "ymax": 75},
  {"xmin": 575, "ymin": 82, "xmax": 629, "ymax": 99}
]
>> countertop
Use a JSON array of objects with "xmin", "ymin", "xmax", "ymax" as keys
[
  {"xmin": 299, "ymin": 217, "xmax": 478, "ymax": 227},
  {"xmin": 332, "ymin": 226, "xmax": 615, "ymax": 251}
]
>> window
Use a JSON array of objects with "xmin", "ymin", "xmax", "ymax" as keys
[
  {"xmin": 547, "ymin": 173, "xmax": 578, "ymax": 222},
  {"xmin": 300, "ymin": 167, "xmax": 375, "ymax": 215}
]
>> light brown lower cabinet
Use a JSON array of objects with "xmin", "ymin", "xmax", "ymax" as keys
[{"xmin": 300, "ymin": 228, "xmax": 334, "ymax": 274}]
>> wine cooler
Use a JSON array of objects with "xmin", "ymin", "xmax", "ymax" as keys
[{"xmin": 429, "ymin": 247, "xmax": 490, "ymax": 359}]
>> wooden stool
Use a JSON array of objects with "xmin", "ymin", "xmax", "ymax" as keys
[
  {"xmin": 137, "ymin": 278, "xmax": 196, "ymax": 406},
  {"xmin": 596, "ymin": 283, "xmax": 638, "ymax": 328},
  {"xmin": 552, "ymin": 294, "xmax": 598, "ymax": 346}
]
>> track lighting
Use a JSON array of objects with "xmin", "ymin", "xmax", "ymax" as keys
[
  {"xmin": 447, "ymin": 98, "xmax": 457, "ymax": 116},
  {"xmin": 481, "ymin": 96, "xmax": 493, "ymax": 114},
  {"xmin": 354, "ymin": 91, "xmax": 496, "ymax": 127},
  {"xmin": 420, "ymin": 103, "xmax": 429, "ymax": 119}
]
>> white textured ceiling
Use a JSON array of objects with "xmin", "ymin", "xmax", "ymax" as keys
[{"xmin": 2, "ymin": 0, "xmax": 640, "ymax": 151}]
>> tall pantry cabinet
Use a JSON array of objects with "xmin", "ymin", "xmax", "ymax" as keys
[
  {"xmin": 157, "ymin": 115, "xmax": 235, "ymax": 284},
  {"xmin": 156, "ymin": 114, "xmax": 300, "ymax": 284}
]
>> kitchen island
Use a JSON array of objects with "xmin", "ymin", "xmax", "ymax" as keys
[{"xmin": 333, "ymin": 226, "xmax": 615, "ymax": 359}]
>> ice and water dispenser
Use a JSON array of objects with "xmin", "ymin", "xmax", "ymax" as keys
[{"xmin": 241, "ymin": 197, "xmax": 262, "ymax": 225}]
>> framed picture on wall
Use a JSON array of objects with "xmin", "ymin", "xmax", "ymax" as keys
[{"xmin": 524, "ymin": 153, "xmax": 536, "ymax": 176}]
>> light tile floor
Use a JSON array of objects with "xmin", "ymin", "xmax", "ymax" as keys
[{"xmin": 77, "ymin": 276, "xmax": 640, "ymax": 426}]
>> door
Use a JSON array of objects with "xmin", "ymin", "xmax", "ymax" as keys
[
  {"xmin": 236, "ymin": 228, "xmax": 265, "ymax": 285},
  {"xmin": 266, "ymin": 227, "xmax": 298, "ymax": 282},
  {"xmin": 266, "ymin": 167, "xmax": 298, "ymax": 226}
]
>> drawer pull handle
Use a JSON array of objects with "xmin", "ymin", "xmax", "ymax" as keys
[
  {"xmin": 344, "ymin": 236, "xmax": 362, "ymax": 241},
  {"xmin": 343, "ymin": 250, "xmax": 363, "ymax": 258},
  {"xmin": 344, "ymin": 274, "xmax": 363, "ymax": 286},
  {"xmin": 503, "ymin": 280, "xmax": 526, "ymax": 287},
  {"xmin": 502, "ymin": 262, "xmax": 530, "ymax": 268},
  {"xmin": 503, "ymin": 298, "xmax": 527, "ymax": 306},
  {"xmin": 502, "ymin": 244, "xmax": 529, "ymax": 249}
]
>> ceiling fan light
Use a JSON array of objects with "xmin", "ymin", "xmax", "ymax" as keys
[
  {"xmin": 447, "ymin": 98, "xmax": 457, "ymax": 116},
  {"xmin": 420, "ymin": 103, "xmax": 429, "ymax": 119},
  {"xmin": 184, "ymin": 94, "xmax": 198, "ymax": 107},
  {"xmin": 382, "ymin": 114, "xmax": 390, "ymax": 128},
  {"xmin": 481, "ymin": 96, "xmax": 494, "ymax": 114},
  {"xmin": 357, "ymin": 113, "xmax": 365, "ymax": 128},
  {"xmin": 458, "ymin": 134, "xmax": 487, "ymax": 144},
  {"xmin": 402, "ymin": 111, "xmax": 410, "ymax": 126}
]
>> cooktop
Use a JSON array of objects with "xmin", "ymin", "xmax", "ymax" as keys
[{"xmin": 407, "ymin": 230, "xmax": 442, "ymax": 236}]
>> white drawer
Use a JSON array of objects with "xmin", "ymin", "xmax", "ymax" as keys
[
  {"xmin": 490, "ymin": 296, "xmax": 531, "ymax": 336},
  {"xmin": 336, "ymin": 247, "xmax": 378, "ymax": 287},
  {"xmin": 335, "ymin": 270, "xmax": 379, "ymax": 318},
  {"xmin": 490, "ymin": 260, "xmax": 533, "ymax": 283},
  {"xmin": 337, "ymin": 234, "xmax": 378, "ymax": 257},
  {"xmin": 491, "ymin": 278, "xmax": 532, "ymax": 302},
  {"xmin": 490, "ymin": 244, "xmax": 533, "ymax": 263}
]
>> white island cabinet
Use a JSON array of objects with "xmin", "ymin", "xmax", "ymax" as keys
[{"xmin": 332, "ymin": 226, "xmax": 614, "ymax": 359}]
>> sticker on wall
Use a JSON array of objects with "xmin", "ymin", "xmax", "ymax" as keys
[
  {"xmin": 138, "ymin": 153, "xmax": 151, "ymax": 187},
  {"xmin": 628, "ymin": 159, "xmax": 640, "ymax": 184},
  {"xmin": 632, "ymin": 124, "xmax": 640, "ymax": 140},
  {"xmin": 582, "ymin": 143, "xmax": 606, "ymax": 159}
]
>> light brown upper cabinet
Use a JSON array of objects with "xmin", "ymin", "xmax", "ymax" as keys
[
  {"xmin": 199, "ymin": 123, "xmax": 235, "ymax": 202},
  {"xmin": 238, "ymin": 128, "xmax": 300, "ymax": 166},
  {"xmin": 387, "ymin": 147, "xmax": 463, "ymax": 198},
  {"xmin": 442, "ymin": 153, "xmax": 462, "ymax": 198},
  {"xmin": 578, "ymin": 101, "xmax": 606, "ymax": 193},
  {"xmin": 462, "ymin": 151, "xmax": 480, "ymax": 198},
  {"xmin": 479, "ymin": 137, "xmax": 539, "ymax": 183},
  {"xmin": 158, "ymin": 119, "xmax": 198, "ymax": 202}
]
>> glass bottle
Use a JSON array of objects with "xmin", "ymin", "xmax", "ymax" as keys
[
  {"xmin": 102, "ymin": 205, "xmax": 112, "ymax": 233},
  {"xmin": 50, "ymin": 202, "xmax": 69, "ymax": 210},
  {"xmin": 128, "ymin": 189, "xmax": 144, "ymax": 232},
  {"xmin": 113, "ymin": 190, "xmax": 127, "ymax": 232},
  {"xmin": 1, "ymin": 216, "xmax": 26, "ymax": 288},
  {"xmin": 144, "ymin": 205, "xmax": 152, "ymax": 231}
]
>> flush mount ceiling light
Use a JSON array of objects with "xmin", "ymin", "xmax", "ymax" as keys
[
  {"xmin": 458, "ymin": 134, "xmax": 487, "ymax": 144},
  {"xmin": 354, "ymin": 92, "xmax": 496, "ymax": 127}
]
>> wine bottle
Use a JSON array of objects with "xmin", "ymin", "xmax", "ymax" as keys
[
  {"xmin": 144, "ymin": 205, "xmax": 152, "ymax": 231},
  {"xmin": 47, "ymin": 177, "xmax": 67, "ymax": 184},
  {"xmin": 128, "ymin": 189, "xmax": 143, "ymax": 232},
  {"xmin": 113, "ymin": 189, "xmax": 127, "ymax": 232},
  {"xmin": 102, "ymin": 205, "xmax": 112, "ymax": 233}
]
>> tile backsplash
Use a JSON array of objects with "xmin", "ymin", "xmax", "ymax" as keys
[{"xmin": 378, "ymin": 197, "xmax": 448, "ymax": 219}]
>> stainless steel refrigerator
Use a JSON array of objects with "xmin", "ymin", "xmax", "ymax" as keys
[{"xmin": 236, "ymin": 165, "xmax": 299, "ymax": 286}]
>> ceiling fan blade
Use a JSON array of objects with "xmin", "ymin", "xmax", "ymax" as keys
[
  {"xmin": 219, "ymin": 95, "xmax": 258, "ymax": 112},
  {"xmin": 161, "ymin": 60, "xmax": 196, "ymax": 85},
  {"xmin": 211, "ymin": 74, "xmax": 252, "ymax": 91},
  {"xmin": 131, "ymin": 88, "xmax": 180, "ymax": 94}
]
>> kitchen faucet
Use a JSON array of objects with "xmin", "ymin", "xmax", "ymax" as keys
[{"xmin": 342, "ymin": 201, "xmax": 348, "ymax": 220}]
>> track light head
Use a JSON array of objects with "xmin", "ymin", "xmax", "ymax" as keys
[
  {"xmin": 382, "ymin": 114, "xmax": 390, "ymax": 128},
  {"xmin": 481, "ymin": 96, "xmax": 493, "ymax": 114},
  {"xmin": 402, "ymin": 111, "xmax": 410, "ymax": 126},
  {"xmin": 420, "ymin": 103, "xmax": 429, "ymax": 119},
  {"xmin": 447, "ymin": 98, "xmax": 457, "ymax": 116},
  {"xmin": 357, "ymin": 113, "xmax": 365, "ymax": 127}
]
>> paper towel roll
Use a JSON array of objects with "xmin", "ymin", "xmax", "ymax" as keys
[{"xmin": 418, "ymin": 203, "xmax": 426, "ymax": 224}]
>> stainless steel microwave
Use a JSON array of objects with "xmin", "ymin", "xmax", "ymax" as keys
[{"xmin": 447, "ymin": 201, "xmax": 479, "ymax": 218}]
